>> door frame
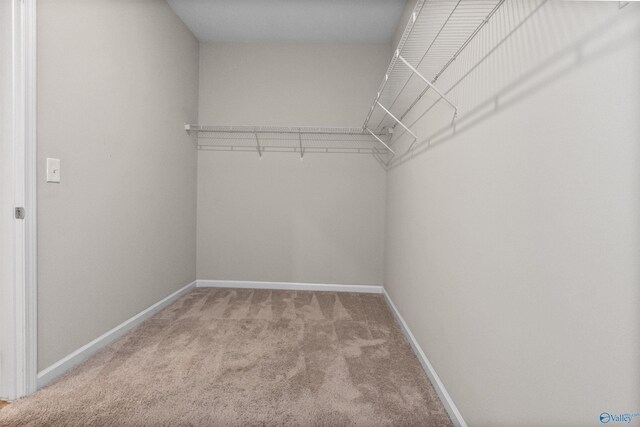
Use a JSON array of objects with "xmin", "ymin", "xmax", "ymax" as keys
[{"xmin": 0, "ymin": 0, "xmax": 37, "ymax": 400}]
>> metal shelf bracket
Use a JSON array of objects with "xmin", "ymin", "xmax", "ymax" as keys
[
  {"xmin": 396, "ymin": 52, "xmax": 458, "ymax": 124},
  {"xmin": 298, "ymin": 132, "xmax": 304, "ymax": 159},
  {"xmin": 366, "ymin": 128, "xmax": 395, "ymax": 154},
  {"xmin": 254, "ymin": 133, "xmax": 262, "ymax": 158},
  {"xmin": 375, "ymin": 101, "xmax": 417, "ymax": 141}
]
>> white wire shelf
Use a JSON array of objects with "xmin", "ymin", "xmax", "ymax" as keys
[
  {"xmin": 185, "ymin": 124, "xmax": 393, "ymax": 158},
  {"xmin": 185, "ymin": 1, "xmax": 505, "ymax": 162},
  {"xmin": 363, "ymin": 0, "xmax": 505, "ymax": 136}
]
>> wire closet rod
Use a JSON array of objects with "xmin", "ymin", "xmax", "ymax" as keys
[{"xmin": 185, "ymin": 124, "xmax": 394, "ymax": 162}]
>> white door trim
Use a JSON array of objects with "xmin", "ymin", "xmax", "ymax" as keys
[
  {"xmin": 0, "ymin": 0, "xmax": 37, "ymax": 400},
  {"xmin": 23, "ymin": 0, "xmax": 38, "ymax": 397}
]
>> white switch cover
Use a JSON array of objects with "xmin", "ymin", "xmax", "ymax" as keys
[{"xmin": 46, "ymin": 158, "xmax": 61, "ymax": 183}]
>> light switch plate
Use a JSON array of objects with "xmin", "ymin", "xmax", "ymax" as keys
[{"xmin": 46, "ymin": 158, "xmax": 61, "ymax": 183}]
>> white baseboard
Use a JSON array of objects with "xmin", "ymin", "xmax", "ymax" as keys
[
  {"xmin": 382, "ymin": 288, "xmax": 467, "ymax": 427},
  {"xmin": 197, "ymin": 279, "xmax": 383, "ymax": 294},
  {"xmin": 37, "ymin": 280, "xmax": 197, "ymax": 388}
]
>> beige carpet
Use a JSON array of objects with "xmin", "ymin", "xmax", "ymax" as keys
[{"xmin": 0, "ymin": 288, "xmax": 452, "ymax": 426}]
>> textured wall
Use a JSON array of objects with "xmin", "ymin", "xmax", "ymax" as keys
[
  {"xmin": 197, "ymin": 43, "xmax": 389, "ymax": 285},
  {"xmin": 384, "ymin": 1, "xmax": 640, "ymax": 425},
  {"xmin": 37, "ymin": 0, "xmax": 199, "ymax": 370}
]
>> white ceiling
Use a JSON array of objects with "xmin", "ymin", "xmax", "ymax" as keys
[{"xmin": 167, "ymin": 0, "xmax": 407, "ymax": 43}]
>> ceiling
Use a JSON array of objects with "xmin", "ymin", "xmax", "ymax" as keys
[{"xmin": 167, "ymin": 0, "xmax": 407, "ymax": 43}]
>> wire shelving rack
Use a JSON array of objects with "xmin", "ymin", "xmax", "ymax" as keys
[
  {"xmin": 185, "ymin": 0, "xmax": 506, "ymax": 164},
  {"xmin": 363, "ymin": 0, "xmax": 504, "ymax": 138},
  {"xmin": 185, "ymin": 125, "xmax": 393, "ymax": 159}
]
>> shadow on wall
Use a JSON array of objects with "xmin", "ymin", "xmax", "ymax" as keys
[{"xmin": 383, "ymin": 0, "xmax": 640, "ymax": 169}]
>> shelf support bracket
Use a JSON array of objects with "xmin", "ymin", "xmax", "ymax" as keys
[
  {"xmin": 254, "ymin": 133, "xmax": 262, "ymax": 158},
  {"xmin": 365, "ymin": 128, "xmax": 395, "ymax": 154},
  {"xmin": 397, "ymin": 53, "xmax": 458, "ymax": 123},
  {"xmin": 298, "ymin": 133, "xmax": 304, "ymax": 159},
  {"xmin": 376, "ymin": 101, "xmax": 417, "ymax": 140}
]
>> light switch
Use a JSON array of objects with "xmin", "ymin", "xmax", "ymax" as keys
[{"xmin": 46, "ymin": 158, "xmax": 61, "ymax": 183}]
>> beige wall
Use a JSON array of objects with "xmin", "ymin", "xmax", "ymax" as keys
[
  {"xmin": 197, "ymin": 153, "xmax": 385, "ymax": 285},
  {"xmin": 197, "ymin": 43, "xmax": 388, "ymax": 284},
  {"xmin": 198, "ymin": 43, "xmax": 390, "ymax": 126},
  {"xmin": 34, "ymin": 3, "xmax": 640, "ymax": 423},
  {"xmin": 37, "ymin": 0, "xmax": 199, "ymax": 370},
  {"xmin": 384, "ymin": 2, "xmax": 640, "ymax": 426}
]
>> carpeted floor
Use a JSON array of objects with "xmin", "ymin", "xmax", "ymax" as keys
[{"xmin": 0, "ymin": 288, "xmax": 452, "ymax": 426}]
